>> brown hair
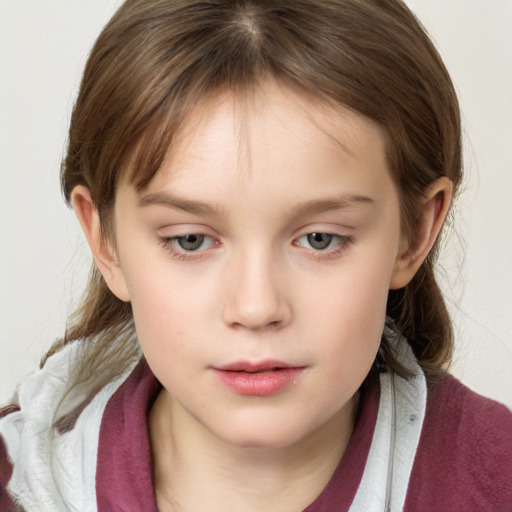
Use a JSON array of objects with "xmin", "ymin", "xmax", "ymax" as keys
[{"xmin": 53, "ymin": 0, "xmax": 462, "ymax": 404}]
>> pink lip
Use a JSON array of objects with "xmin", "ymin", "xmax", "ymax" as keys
[{"xmin": 213, "ymin": 360, "xmax": 305, "ymax": 396}]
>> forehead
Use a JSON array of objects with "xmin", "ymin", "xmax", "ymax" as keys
[{"xmin": 125, "ymin": 81, "xmax": 394, "ymax": 210}]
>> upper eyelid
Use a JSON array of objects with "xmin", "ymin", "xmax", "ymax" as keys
[
  {"xmin": 157, "ymin": 220, "xmax": 354, "ymax": 241},
  {"xmin": 158, "ymin": 230, "xmax": 352, "ymax": 243},
  {"xmin": 291, "ymin": 220, "xmax": 355, "ymax": 235},
  {"xmin": 164, "ymin": 233, "xmax": 216, "ymax": 246},
  {"xmin": 294, "ymin": 232, "xmax": 352, "ymax": 245},
  {"xmin": 157, "ymin": 226, "xmax": 220, "ymax": 244},
  {"xmin": 292, "ymin": 227, "xmax": 353, "ymax": 241}
]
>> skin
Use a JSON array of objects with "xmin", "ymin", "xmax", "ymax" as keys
[{"xmin": 73, "ymin": 81, "xmax": 452, "ymax": 511}]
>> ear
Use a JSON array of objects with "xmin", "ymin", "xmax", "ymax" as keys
[
  {"xmin": 71, "ymin": 185, "xmax": 130, "ymax": 302},
  {"xmin": 390, "ymin": 177, "xmax": 453, "ymax": 290}
]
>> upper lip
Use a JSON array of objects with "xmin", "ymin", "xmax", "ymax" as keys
[{"xmin": 215, "ymin": 360, "xmax": 303, "ymax": 373}]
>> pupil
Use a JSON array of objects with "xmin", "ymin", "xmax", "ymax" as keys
[
  {"xmin": 308, "ymin": 233, "xmax": 332, "ymax": 250},
  {"xmin": 178, "ymin": 234, "xmax": 204, "ymax": 250}
]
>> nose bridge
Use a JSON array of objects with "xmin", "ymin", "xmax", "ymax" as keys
[{"xmin": 223, "ymin": 242, "xmax": 289, "ymax": 330}]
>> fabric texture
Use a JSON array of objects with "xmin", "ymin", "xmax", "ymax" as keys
[
  {"xmin": 1, "ymin": 336, "xmax": 511, "ymax": 511},
  {"xmin": 0, "ymin": 343, "xmax": 137, "ymax": 512},
  {"xmin": 405, "ymin": 373, "xmax": 512, "ymax": 511}
]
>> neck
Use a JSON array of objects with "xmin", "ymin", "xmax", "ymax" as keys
[{"xmin": 149, "ymin": 390, "xmax": 359, "ymax": 512}]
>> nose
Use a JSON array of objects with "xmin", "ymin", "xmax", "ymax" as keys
[{"xmin": 222, "ymin": 249, "xmax": 291, "ymax": 331}]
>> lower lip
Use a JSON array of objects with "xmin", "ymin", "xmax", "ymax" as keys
[{"xmin": 213, "ymin": 368, "xmax": 304, "ymax": 396}]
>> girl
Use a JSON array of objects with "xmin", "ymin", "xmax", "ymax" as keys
[{"xmin": 1, "ymin": 1, "xmax": 511, "ymax": 510}]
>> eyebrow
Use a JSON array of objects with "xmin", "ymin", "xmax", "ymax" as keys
[
  {"xmin": 290, "ymin": 194, "xmax": 375, "ymax": 217},
  {"xmin": 139, "ymin": 192, "xmax": 222, "ymax": 215},
  {"xmin": 138, "ymin": 191, "xmax": 375, "ymax": 217}
]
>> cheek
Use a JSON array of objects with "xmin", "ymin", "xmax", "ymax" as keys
[
  {"xmin": 311, "ymin": 243, "xmax": 396, "ymax": 323},
  {"xmin": 340, "ymin": 253, "xmax": 396, "ymax": 343},
  {"xmin": 302, "ymin": 247, "xmax": 397, "ymax": 378},
  {"xmin": 124, "ymin": 263, "xmax": 230, "ymax": 385},
  {"xmin": 120, "ymin": 257, "xmax": 203, "ymax": 353}
]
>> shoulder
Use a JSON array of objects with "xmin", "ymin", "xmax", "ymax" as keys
[
  {"xmin": 405, "ymin": 373, "xmax": 512, "ymax": 511},
  {"xmin": 0, "ymin": 344, "xmax": 80, "ymax": 510},
  {"xmin": 0, "ymin": 343, "xmax": 141, "ymax": 510},
  {"xmin": 424, "ymin": 374, "xmax": 512, "ymax": 469}
]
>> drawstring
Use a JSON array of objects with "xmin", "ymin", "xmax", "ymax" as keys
[{"xmin": 384, "ymin": 373, "xmax": 396, "ymax": 511}]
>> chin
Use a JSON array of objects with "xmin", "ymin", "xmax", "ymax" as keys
[
  {"xmin": 224, "ymin": 432, "xmax": 300, "ymax": 451},
  {"xmin": 212, "ymin": 417, "xmax": 316, "ymax": 451}
]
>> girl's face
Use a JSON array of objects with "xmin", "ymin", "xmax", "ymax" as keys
[{"xmin": 110, "ymin": 82, "xmax": 405, "ymax": 449}]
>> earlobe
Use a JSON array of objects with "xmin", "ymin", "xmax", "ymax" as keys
[
  {"xmin": 71, "ymin": 186, "xmax": 130, "ymax": 302},
  {"xmin": 390, "ymin": 177, "xmax": 453, "ymax": 290}
]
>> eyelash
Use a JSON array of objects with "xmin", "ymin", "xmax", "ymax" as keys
[
  {"xmin": 293, "ymin": 233, "xmax": 353, "ymax": 259},
  {"xmin": 159, "ymin": 232, "xmax": 353, "ymax": 261},
  {"xmin": 159, "ymin": 234, "xmax": 218, "ymax": 261}
]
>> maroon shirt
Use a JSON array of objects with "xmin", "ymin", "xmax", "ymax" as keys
[{"xmin": 2, "ymin": 360, "xmax": 512, "ymax": 511}]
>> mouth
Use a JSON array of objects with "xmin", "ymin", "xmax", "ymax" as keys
[
  {"xmin": 217, "ymin": 360, "xmax": 299, "ymax": 373},
  {"xmin": 212, "ymin": 360, "xmax": 306, "ymax": 396}
]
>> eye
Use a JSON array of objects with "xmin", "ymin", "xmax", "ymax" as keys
[
  {"xmin": 160, "ymin": 233, "xmax": 218, "ymax": 257},
  {"xmin": 175, "ymin": 234, "xmax": 209, "ymax": 251},
  {"xmin": 296, "ymin": 232, "xmax": 347, "ymax": 251}
]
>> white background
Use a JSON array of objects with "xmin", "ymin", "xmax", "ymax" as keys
[{"xmin": 1, "ymin": 1, "xmax": 511, "ymax": 407}]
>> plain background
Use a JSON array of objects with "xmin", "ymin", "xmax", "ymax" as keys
[{"xmin": 0, "ymin": 1, "xmax": 511, "ymax": 407}]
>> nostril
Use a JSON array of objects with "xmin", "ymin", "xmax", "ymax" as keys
[{"xmin": 230, "ymin": 319, "xmax": 282, "ymax": 331}]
